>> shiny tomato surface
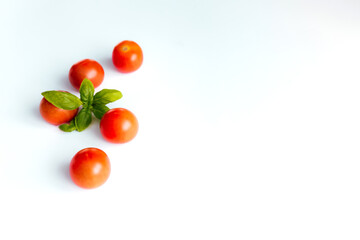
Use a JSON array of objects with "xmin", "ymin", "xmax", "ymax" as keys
[
  {"xmin": 69, "ymin": 59, "xmax": 104, "ymax": 90},
  {"xmin": 100, "ymin": 108, "xmax": 139, "ymax": 143},
  {"xmin": 112, "ymin": 40, "xmax": 143, "ymax": 73},
  {"xmin": 69, "ymin": 148, "xmax": 111, "ymax": 189},
  {"xmin": 39, "ymin": 97, "xmax": 78, "ymax": 125}
]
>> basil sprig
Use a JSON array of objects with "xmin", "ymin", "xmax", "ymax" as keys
[
  {"xmin": 92, "ymin": 104, "xmax": 110, "ymax": 120},
  {"xmin": 41, "ymin": 91, "xmax": 82, "ymax": 110},
  {"xmin": 93, "ymin": 89, "xmax": 123, "ymax": 105},
  {"xmin": 59, "ymin": 120, "xmax": 76, "ymax": 132},
  {"xmin": 79, "ymin": 78, "xmax": 95, "ymax": 107},
  {"xmin": 41, "ymin": 79, "xmax": 122, "ymax": 132}
]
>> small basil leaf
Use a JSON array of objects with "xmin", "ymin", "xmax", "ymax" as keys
[
  {"xmin": 41, "ymin": 91, "xmax": 82, "ymax": 110},
  {"xmin": 93, "ymin": 89, "xmax": 122, "ymax": 105},
  {"xmin": 75, "ymin": 108, "xmax": 92, "ymax": 132},
  {"xmin": 59, "ymin": 119, "xmax": 76, "ymax": 132},
  {"xmin": 79, "ymin": 78, "xmax": 94, "ymax": 106},
  {"xmin": 92, "ymin": 104, "xmax": 110, "ymax": 120}
]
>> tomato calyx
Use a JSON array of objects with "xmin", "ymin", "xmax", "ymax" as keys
[{"xmin": 41, "ymin": 79, "xmax": 122, "ymax": 132}]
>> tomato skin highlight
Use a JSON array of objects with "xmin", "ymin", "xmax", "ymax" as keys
[
  {"xmin": 69, "ymin": 148, "xmax": 111, "ymax": 189},
  {"xmin": 69, "ymin": 59, "xmax": 104, "ymax": 90},
  {"xmin": 39, "ymin": 97, "xmax": 78, "ymax": 125},
  {"xmin": 100, "ymin": 108, "xmax": 139, "ymax": 144},
  {"xmin": 112, "ymin": 40, "xmax": 143, "ymax": 73}
]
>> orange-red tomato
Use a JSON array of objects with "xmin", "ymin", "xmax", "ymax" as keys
[
  {"xmin": 112, "ymin": 40, "xmax": 143, "ymax": 73},
  {"xmin": 69, "ymin": 59, "xmax": 104, "ymax": 90},
  {"xmin": 100, "ymin": 108, "xmax": 139, "ymax": 143},
  {"xmin": 39, "ymin": 97, "xmax": 78, "ymax": 125},
  {"xmin": 69, "ymin": 148, "xmax": 111, "ymax": 189}
]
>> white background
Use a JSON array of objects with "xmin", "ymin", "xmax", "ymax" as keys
[{"xmin": 1, "ymin": 0, "xmax": 360, "ymax": 239}]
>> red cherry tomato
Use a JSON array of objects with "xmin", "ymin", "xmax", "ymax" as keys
[
  {"xmin": 39, "ymin": 95, "xmax": 78, "ymax": 126},
  {"xmin": 69, "ymin": 59, "xmax": 104, "ymax": 90},
  {"xmin": 100, "ymin": 108, "xmax": 139, "ymax": 143},
  {"xmin": 112, "ymin": 40, "xmax": 143, "ymax": 73},
  {"xmin": 69, "ymin": 148, "xmax": 111, "ymax": 189}
]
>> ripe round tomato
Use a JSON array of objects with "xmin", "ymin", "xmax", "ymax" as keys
[
  {"xmin": 69, "ymin": 59, "xmax": 104, "ymax": 90},
  {"xmin": 39, "ymin": 96, "xmax": 78, "ymax": 126},
  {"xmin": 100, "ymin": 108, "xmax": 139, "ymax": 143},
  {"xmin": 69, "ymin": 148, "xmax": 111, "ymax": 189},
  {"xmin": 112, "ymin": 40, "xmax": 143, "ymax": 73}
]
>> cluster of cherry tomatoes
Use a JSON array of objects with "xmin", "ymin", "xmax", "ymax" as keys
[{"xmin": 39, "ymin": 40, "xmax": 143, "ymax": 189}]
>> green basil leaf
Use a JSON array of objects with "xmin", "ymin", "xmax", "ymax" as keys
[
  {"xmin": 41, "ymin": 91, "xmax": 82, "ymax": 110},
  {"xmin": 59, "ymin": 119, "xmax": 76, "ymax": 132},
  {"xmin": 79, "ymin": 78, "xmax": 94, "ymax": 106},
  {"xmin": 75, "ymin": 108, "xmax": 92, "ymax": 132},
  {"xmin": 92, "ymin": 104, "xmax": 110, "ymax": 120},
  {"xmin": 93, "ymin": 89, "xmax": 122, "ymax": 105}
]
